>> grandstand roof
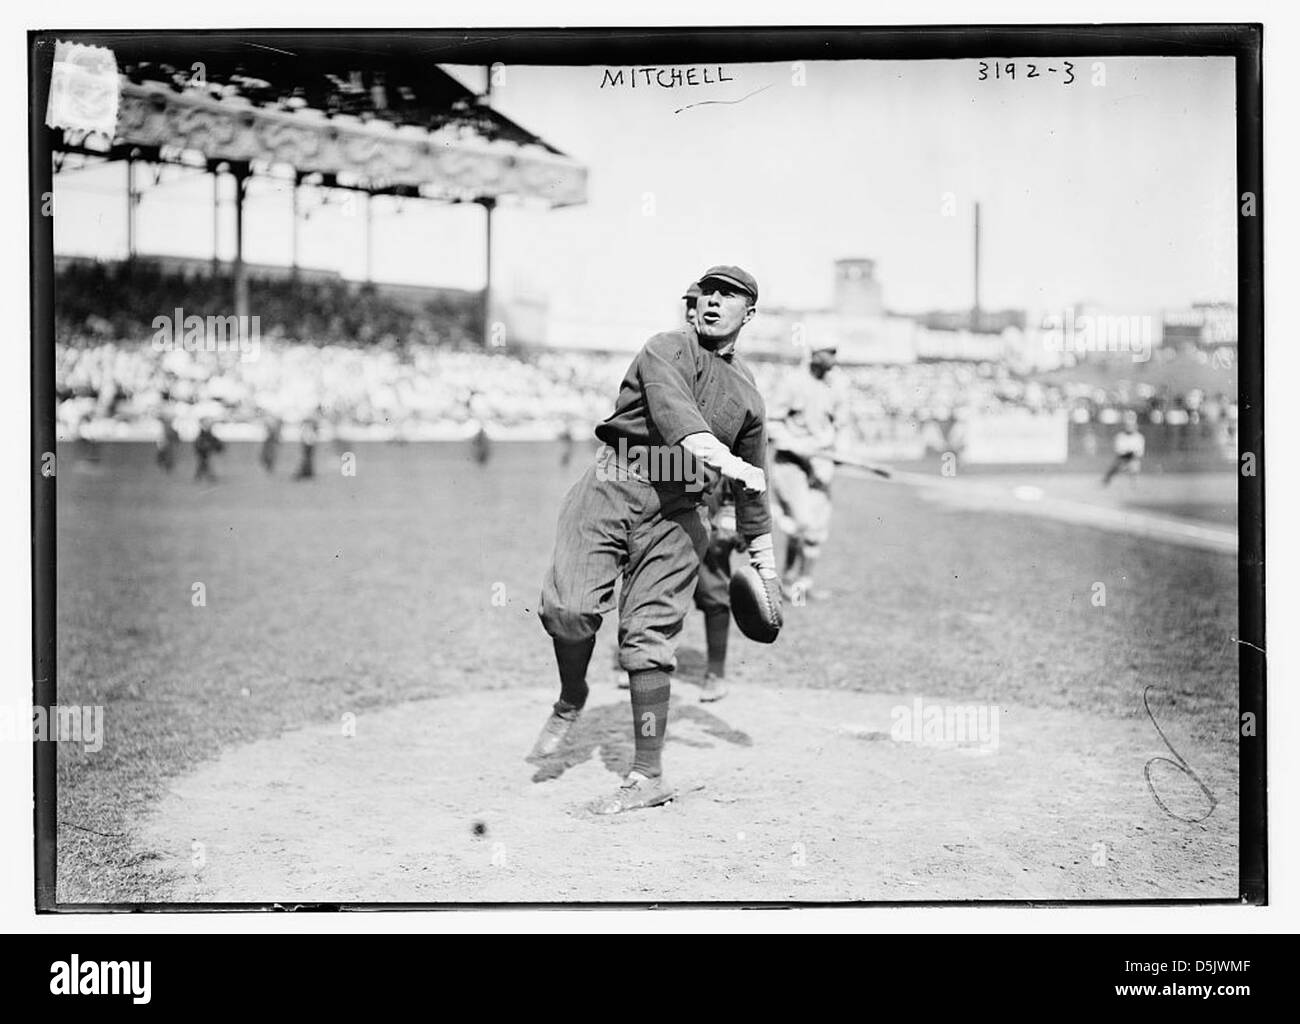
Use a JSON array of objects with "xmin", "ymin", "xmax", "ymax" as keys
[{"xmin": 46, "ymin": 34, "xmax": 587, "ymax": 207}]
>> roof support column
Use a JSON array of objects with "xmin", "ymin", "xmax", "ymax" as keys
[
  {"xmin": 291, "ymin": 173, "xmax": 301, "ymax": 281},
  {"xmin": 364, "ymin": 191, "xmax": 373, "ymax": 285},
  {"xmin": 479, "ymin": 195, "xmax": 495, "ymax": 348},
  {"xmin": 211, "ymin": 163, "xmax": 220, "ymax": 272},
  {"xmin": 125, "ymin": 152, "xmax": 136, "ymax": 261},
  {"xmin": 231, "ymin": 161, "xmax": 250, "ymax": 320}
]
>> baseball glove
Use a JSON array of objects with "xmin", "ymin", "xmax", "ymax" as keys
[{"xmin": 729, "ymin": 564, "xmax": 783, "ymax": 643}]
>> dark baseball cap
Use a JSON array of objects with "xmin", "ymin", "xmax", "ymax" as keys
[
  {"xmin": 696, "ymin": 265, "xmax": 759, "ymax": 302},
  {"xmin": 682, "ymin": 282, "xmax": 703, "ymax": 302}
]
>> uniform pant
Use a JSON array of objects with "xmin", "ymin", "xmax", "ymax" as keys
[
  {"xmin": 693, "ymin": 538, "xmax": 733, "ymax": 612},
  {"xmin": 540, "ymin": 447, "xmax": 709, "ymax": 674},
  {"xmin": 772, "ymin": 457, "xmax": 832, "ymax": 551}
]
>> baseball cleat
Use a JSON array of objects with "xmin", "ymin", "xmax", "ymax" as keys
[
  {"xmin": 699, "ymin": 672, "xmax": 728, "ymax": 702},
  {"xmin": 526, "ymin": 707, "xmax": 581, "ymax": 761},
  {"xmin": 588, "ymin": 771, "xmax": 676, "ymax": 815}
]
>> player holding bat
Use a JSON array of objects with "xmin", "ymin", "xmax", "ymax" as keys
[
  {"xmin": 531, "ymin": 266, "xmax": 781, "ymax": 814},
  {"xmin": 768, "ymin": 344, "xmax": 852, "ymax": 602}
]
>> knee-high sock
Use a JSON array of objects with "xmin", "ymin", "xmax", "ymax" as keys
[
  {"xmin": 553, "ymin": 636, "xmax": 595, "ymax": 716},
  {"xmin": 628, "ymin": 669, "xmax": 671, "ymax": 778},
  {"xmin": 783, "ymin": 537, "xmax": 803, "ymax": 579},
  {"xmin": 704, "ymin": 607, "xmax": 730, "ymax": 677}
]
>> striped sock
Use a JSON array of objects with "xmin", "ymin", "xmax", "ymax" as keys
[{"xmin": 628, "ymin": 669, "xmax": 671, "ymax": 778}]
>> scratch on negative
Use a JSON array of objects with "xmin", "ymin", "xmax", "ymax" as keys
[
  {"xmin": 675, "ymin": 84, "xmax": 773, "ymax": 114},
  {"xmin": 1234, "ymin": 638, "xmax": 1265, "ymax": 655},
  {"xmin": 242, "ymin": 42, "xmax": 298, "ymax": 56}
]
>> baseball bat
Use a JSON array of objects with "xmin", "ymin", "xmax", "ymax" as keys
[{"xmin": 825, "ymin": 453, "xmax": 893, "ymax": 479}]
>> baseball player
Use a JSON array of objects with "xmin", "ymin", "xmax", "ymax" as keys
[
  {"xmin": 194, "ymin": 417, "xmax": 224, "ymax": 483},
  {"xmin": 1102, "ymin": 410, "xmax": 1146, "ymax": 486},
  {"xmin": 616, "ymin": 281, "xmax": 743, "ymax": 702},
  {"xmin": 768, "ymin": 344, "xmax": 850, "ymax": 601},
  {"xmin": 260, "ymin": 415, "xmax": 281, "ymax": 474},
  {"xmin": 531, "ymin": 265, "xmax": 777, "ymax": 814},
  {"xmin": 293, "ymin": 417, "xmax": 318, "ymax": 480},
  {"xmin": 693, "ymin": 483, "xmax": 746, "ymax": 700},
  {"xmin": 682, "ymin": 281, "xmax": 743, "ymax": 701},
  {"xmin": 155, "ymin": 412, "xmax": 179, "ymax": 474}
]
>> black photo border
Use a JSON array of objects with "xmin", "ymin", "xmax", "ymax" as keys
[{"xmin": 29, "ymin": 22, "xmax": 1264, "ymax": 911}]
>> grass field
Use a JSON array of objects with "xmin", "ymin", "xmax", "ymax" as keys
[{"xmin": 53, "ymin": 440, "xmax": 1240, "ymax": 903}]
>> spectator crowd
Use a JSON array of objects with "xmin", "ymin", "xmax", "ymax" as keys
[{"xmin": 55, "ymin": 262, "xmax": 1236, "ymax": 457}]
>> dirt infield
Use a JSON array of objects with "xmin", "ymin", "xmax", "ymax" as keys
[
  {"xmin": 136, "ymin": 681, "xmax": 1236, "ymax": 904},
  {"xmin": 55, "ymin": 443, "xmax": 1240, "ymax": 905}
]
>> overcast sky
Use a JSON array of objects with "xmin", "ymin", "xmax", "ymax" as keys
[{"xmin": 54, "ymin": 55, "xmax": 1237, "ymax": 332}]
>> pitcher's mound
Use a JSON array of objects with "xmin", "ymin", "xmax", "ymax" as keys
[{"xmin": 135, "ymin": 685, "xmax": 1236, "ymax": 903}]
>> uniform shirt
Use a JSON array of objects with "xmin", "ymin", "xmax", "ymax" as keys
[
  {"xmin": 769, "ymin": 369, "xmax": 850, "ymax": 456},
  {"xmin": 595, "ymin": 327, "xmax": 772, "ymax": 539},
  {"xmin": 1114, "ymin": 428, "xmax": 1146, "ymax": 458}
]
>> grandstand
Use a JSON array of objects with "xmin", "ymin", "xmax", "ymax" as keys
[
  {"xmin": 42, "ymin": 38, "xmax": 1237, "ymax": 464},
  {"xmin": 44, "ymin": 35, "xmax": 588, "ymax": 339},
  {"xmin": 52, "ymin": 252, "xmax": 1237, "ymax": 468}
]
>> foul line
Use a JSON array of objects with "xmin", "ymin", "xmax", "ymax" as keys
[{"xmin": 841, "ymin": 467, "xmax": 1237, "ymax": 554}]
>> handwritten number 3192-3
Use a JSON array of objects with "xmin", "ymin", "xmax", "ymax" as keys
[{"xmin": 978, "ymin": 61, "xmax": 1074, "ymax": 84}]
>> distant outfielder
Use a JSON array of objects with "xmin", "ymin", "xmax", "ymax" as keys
[
  {"xmin": 260, "ymin": 415, "xmax": 281, "ymax": 474},
  {"xmin": 194, "ymin": 417, "xmax": 224, "ymax": 483},
  {"xmin": 532, "ymin": 265, "xmax": 779, "ymax": 814},
  {"xmin": 1102, "ymin": 410, "xmax": 1146, "ymax": 486},
  {"xmin": 156, "ymin": 412, "xmax": 179, "ymax": 474},
  {"xmin": 293, "ymin": 418, "xmax": 318, "ymax": 480}
]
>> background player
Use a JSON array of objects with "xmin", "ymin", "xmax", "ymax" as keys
[
  {"xmin": 1102, "ymin": 410, "xmax": 1146, "ymax": 486},
  {"xmin": 293, "ymin": 417, "xmax": 318, "ymax": 480},
  {"xmin": 531, "ymin": 266, "xmax": 778, "ymax": 814},
  {"xmin": 260, "ymin": 415, "xmax": 281, "ymax": 474},
  {"xmin": 693, "ymin": 483, "xmax": 746, "ymax": 701},
  {"xmin": 194, "ymin": 417, "xmax": 224, "ymax": 483},
  {"xmin": 768, "ymin": 344, "xmax": 850, "ymax": 601},
  {"xmin": 155, "ymin": 411, "xmax": 179, "ymax": 474}
]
